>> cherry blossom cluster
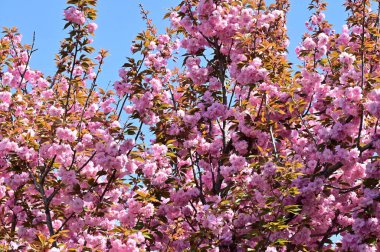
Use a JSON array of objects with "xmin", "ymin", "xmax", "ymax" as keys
[{"xmin": 0, "ymin": 0, "xmax": 379, "ymax": 251}]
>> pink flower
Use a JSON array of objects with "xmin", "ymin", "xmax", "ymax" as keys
[
  {"xmin": 209, "ymin": 77, "xmax": 222, "ymax": 91},
  {"xmin": 2, "ymin": 72, "xmax": 13, "ymax": 85},
  {"xmin": 142, "ymin": 162, "xmax": 157, "ymax": 177},
  {"xmin": 56, "ymin": 127, "xmax": 78, "ymax": 142},
  {"xmin": 339, "ymin": 52, "xmax": 356, "ymax": 65},
  {"xmin": 303, "ymin": 37, "xmax": 316, "ymax": 50},
  {"xmin": 229, "ymin": 154, "xmax": 246, "ymax": 170},
  {"xmin": 293, "ymin": 227, "xmax": 311, "ymax": 244},
  {"xmin": 318, "ymin": 33, "xmax": 329, "ymax": 45},
  {"xmin": 148, "ymin": 41, "xmax": 157, "ymax": 50},
  {"xmin": 153, "ymin": 171, "xmax": 168, "ymax": 185},
  {"xmin": 58, "ymin": 169, "xmax": 78, "ymax": 185},
  {"xmin": 64, "ymin": 7, "xmax": 86, "ymax": 25},
  {"xmin": 345, "ymin": 86, "xmax": 362, "ymax": 101},
  {"xmin": 82, "ymin": 133, "xmax": 93, "ymax": 145},
  {"xmin": 71, "ymin": 198, "xmax": 84, "ymax": 213},
  {"xmin": 338, "ymin": 25, "xmax": 351, "ymax": 45},
  {"xmin": 149, "ymin": 78, "xmax": 162, "ymax": 93},
  {"xmin": 41, "ymin": 90, "xmax": 54, "ymax": 99},
  {"xmin": 110, "ymin": 239, "xmax": 127, "ymax": 252},
  {"xmin": 125, "ymin": 160, "xmax": 138, "ymax": 174},
  {"xmin": 234, "ymin": 140, "xmax": 248, "ymax": 155},
  {"xmin": 0, "ymin": 91, "xmax": 12, "ymax": 103},
  {"xmin": 36, "ymin": 77, "xmax": 49, "ymax": 89},
  {"xmin": 87, "ymin": 22, "xmax": 98, "ymax": 33},
  {"xmin": 265, "ymin": 246, "xmax": 277, "ymax": 252},
  {"xmin": 0, "ymin": 186, "xmax": 6, "ymax": 199},
  {"xmin": 157, "ymin": 34, "xmax": 170, "ymax": 44},
  {"xmin": 73, "ymin": 66, "xmax": 83, "ymax": 76},
  {"xmin": 48, "ymin": 106, "xmax": 64, "ymax": 117},
  {"xmin": 141, "ymin": 203, "xmax": 154, "ymax": 218}
]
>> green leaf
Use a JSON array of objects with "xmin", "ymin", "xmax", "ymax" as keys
[
  {"xmin": 285, "ymin": 205, "xmax": 302, "ymax": 214},
  {"xmin": 275, "ymin": 238, "xmax": 290, "ymax": 245}
]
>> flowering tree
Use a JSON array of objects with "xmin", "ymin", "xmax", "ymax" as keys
[{"xmin": 0, "ymin": 0, "xmax": 379, "ymax": 251}]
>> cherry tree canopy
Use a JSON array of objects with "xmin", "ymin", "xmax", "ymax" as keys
[{"xmin": 0, "ymin": 0, "xmax": 379, "ymax": 251}]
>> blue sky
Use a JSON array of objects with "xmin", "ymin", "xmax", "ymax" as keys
[{"xmin": 1, "ymin": 0, "xmax": 346, "ymax": 86}]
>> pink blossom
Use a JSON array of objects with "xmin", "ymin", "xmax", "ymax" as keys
[
  {"xmin": 56, "ymin": 127, "xmax": 78, "ymax": 142},
  {"xmin": 71, "ymin": 198, "xmax": 84, "ymax": 213},
  {"xmin": 0, "ymin": 91, "xmax": 12, "ymax": 103},
  {"xmin": 48, "ymin": 106, "xmax": 64, "ymax": 117},
  {"xmin": 87, "ymin": 22, "xmax": 98, "ymax": 33},
  {"xmin": 339, "ymin": 52, "xmax": 356, "ymax": 65},
  {"xmin": 64, "ymin": 7, "xmax": 86, "ymax": 25},
  {"xmin": 303, "ymin": 37, "xmax": 316, "ymax": 50}
]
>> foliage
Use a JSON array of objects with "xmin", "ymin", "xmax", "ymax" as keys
[{"xmin": 0, "ymin": 0, "xmax": 379, "ymax": 251}]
